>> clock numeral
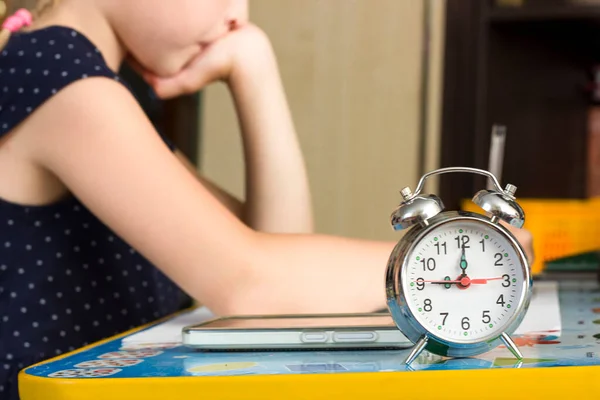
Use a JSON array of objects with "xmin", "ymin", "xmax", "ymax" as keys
[
  {"xmin": 494, "ymin": 253, "xmax": 504, "ymax": 266},
  {"xmin": 423, "ymin": 299, "xmax": 432, "ymax": 312},
  {"xmin": 416, "ymin": 277, "xmax": 425, "ymax": 291},
  {"xmin": 479, "ymin": 239, "xmax": 485, "ymax": 252},
  {"xmin": 461, "ymin": 317, "xmax": 470, "ymax": 330},
  {"xmin": 455, "ymin": 235, "xmax": 470, "ymax": 249},
  {"xmin": 434, "ymin": 242, "xmax": 447, "ymax": 255},
  {"xmin": 440, "ymin": 312, "xmax": 449, "ymax": 325},
  {"xmin": 482, "ymin": 310, "xmax": 491, "ymax": 324},
  {"xmin": 502, "ymin": 274, "xmax": 511, "ymax": 287},
  {"xmin": 420, "ymin": 258, "xmax": 436, "ymax": 272},
  {"xmin": 496, "ymin": 294, "xmax": 505, "ymax": 306}
]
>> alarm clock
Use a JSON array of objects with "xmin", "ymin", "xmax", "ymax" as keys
[{"xmin": 385, "ymin": 167, "xmax": 532, "ymax": 364}]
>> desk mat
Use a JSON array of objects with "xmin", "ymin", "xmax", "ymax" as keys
[{"xmin": 24, "ymin": 280, "xmax": 600, "ymax": 379}]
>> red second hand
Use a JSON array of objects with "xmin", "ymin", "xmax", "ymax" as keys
[{"xmin": 470, "ymin": 277, "xmax": 504, "ymax": 284}]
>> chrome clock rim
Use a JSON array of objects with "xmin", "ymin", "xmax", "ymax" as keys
[{"xmin": 385, "ymin": 211, "xmax": 532, "ymax": 358}]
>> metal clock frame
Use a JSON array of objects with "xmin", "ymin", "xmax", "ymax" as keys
[{"xmin": 386, "ymin": 208, "xmax": 532, "ymax": 364}]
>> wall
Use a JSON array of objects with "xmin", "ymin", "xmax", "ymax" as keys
[{"xmin": 200, "ymin": 0, "xmax": 446, "ymax": 241}]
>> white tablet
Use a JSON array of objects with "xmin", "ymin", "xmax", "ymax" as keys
[{"xmin": 182, "ymin": 312, "xmax": 411, "ymax": 351}]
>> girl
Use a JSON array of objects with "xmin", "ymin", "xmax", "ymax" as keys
[{"xmin": 0, "ymin": 0, "xmax": 533, "ymax": 398}]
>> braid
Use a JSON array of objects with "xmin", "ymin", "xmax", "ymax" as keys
[
  {"xmin": 0, "ymin": 0, "xmax": 57, "ymax": 51},
  {"xmin": 0, "ymin": 0, "xmax": 10, "ymax": 21}
]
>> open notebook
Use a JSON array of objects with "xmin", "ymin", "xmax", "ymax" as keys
[{"xmin": 121, "ymin": 281, "xmax": 561, "ymax": 346}]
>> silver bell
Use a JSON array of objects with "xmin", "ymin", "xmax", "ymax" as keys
[
  {"xmin": 390, "ymin": 188, "xmax": 444, "ymax": 230},
  {"xmin": 472, "ymin": 184, "xmax": 525, "ymax": 228}
]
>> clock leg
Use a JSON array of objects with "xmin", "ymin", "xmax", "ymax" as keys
[
  {"xmin": 404, "ymin": 336, "xmax": 428, "ymax": 365},
  {"xmin": 501, "ymin": 332, "xmax": 523, "ymax": 360}
]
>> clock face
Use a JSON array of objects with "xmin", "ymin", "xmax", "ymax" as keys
[{"xmin": 401, "ymin": 219, "xmax": 527, "ymax": 344}]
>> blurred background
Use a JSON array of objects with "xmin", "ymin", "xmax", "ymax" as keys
[
  {"xmin": 10, "ymin": 0, "xmax": 600, "ymax": 273},
  {"xmin": 202, "ymin": 0, "xmax": 444, "ymax": 242},
  {"xmin": 199, "ymin": 0, "xmax": 600, "ymax": 274}
]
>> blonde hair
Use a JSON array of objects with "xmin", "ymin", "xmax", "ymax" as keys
[
  {"xmin": 0, "ymin": 0, "xmax": 9, "ymax": 20},
  {"xmin": 0, "ymin": 0, "xmax": 59, "ymax": 50},
  {"xmin": 0, "ymin": 0, "xmax": 59, "ymax": 20}
]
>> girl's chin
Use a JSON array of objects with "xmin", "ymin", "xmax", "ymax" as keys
[
  {"xmin": 154, "ymin": 49, "xmax": 203, "ymax": 78},
  {"xmin": 128, "ymin": 46, "xmax": 202, "ymax": 79},
  {"xmin": 141, "ymin": 63, "xmax": 184, "ymax": 80},
  {"xmin": 149, "ymin": 60, "xmax": 183, "ymax": 77}
]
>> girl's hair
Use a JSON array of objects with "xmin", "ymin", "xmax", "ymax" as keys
[
  {"xmin": 0, "ymin": 0, "xmax": 58, "ymax": 51},
  {"xmin": 0, "ymin": 0, "xmax": 8, "ymax": 20}
]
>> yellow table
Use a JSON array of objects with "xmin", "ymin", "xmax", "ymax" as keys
[{"xmin": 19, "ymin": 280, "xmax": 600, "ymax": 400}]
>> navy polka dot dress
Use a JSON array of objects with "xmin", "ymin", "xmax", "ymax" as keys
[{"xmin": 0, "ymin": 26, "xmax": 191, "ymax": 399}]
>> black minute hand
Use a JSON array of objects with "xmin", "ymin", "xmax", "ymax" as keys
[{"xmin": 459, "ymin": 246, "xmax": 468, "ymax": 276}]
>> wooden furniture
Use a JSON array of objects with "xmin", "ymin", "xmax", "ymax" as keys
[{"xmin": 441, "ymin": 0, "xmax": 600, "ymax": 209}]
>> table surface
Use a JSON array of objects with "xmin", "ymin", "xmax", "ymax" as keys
[{"xmin": 19, "ymin": 279, "xmax": 600, "ymax": 400}]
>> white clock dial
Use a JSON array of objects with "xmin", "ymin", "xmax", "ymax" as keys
[{"xmin": 402, "ymin": 219, "xmax": 527, "ymax": 343}]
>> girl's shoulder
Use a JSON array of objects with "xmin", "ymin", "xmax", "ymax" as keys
[
  {"xmin": 2, "ymin": 25, "xmax": 115, "ymax": 73},
  {"xmin": 0, "ymin": 26, "xmax": 123, "ymax": 136}
]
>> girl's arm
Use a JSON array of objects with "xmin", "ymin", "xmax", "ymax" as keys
[
  {"xmin": 25, "ymin": 76, "xmax": 390, "ymax": 315},
  {"xmin": 175, "ymin": 149, "xmax": 243, "ymax": 220},
  {"xmin": 230, "ymin": 38, "xmax": 314, "ymax": 234},
  {"xmin": 152, "ymin": 26, "xmax": 314, "ymax": 234},
  {"xmin": 24, "ymin": 25, "xmax": 533, "ymax": 316}
]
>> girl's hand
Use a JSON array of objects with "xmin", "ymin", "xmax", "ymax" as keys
[
  {"xmin": 129, "ymin": 22, "xmax": 314, "ymax": 234},
  {"xmin": 503, "ymin": 222, "xmax": 535, "ymax": 265},
  {"xmin": 132, "ymin": 24, "xmax": 275, "ymax": 99}
]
